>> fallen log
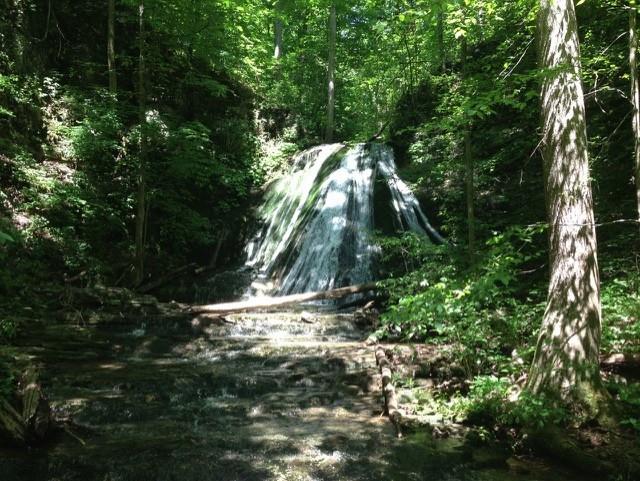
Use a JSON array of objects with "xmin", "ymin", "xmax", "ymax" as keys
[
  {"xmin": 190, "ymin": 282, "xmax": 378, "ymax": 314},
  {"xmin": 601, "ymin": 353, "xmax": 640, "ymax": 369},
  {"xmin": 375, "ymin": 346, "xmax": 403, "ymax": 438}
]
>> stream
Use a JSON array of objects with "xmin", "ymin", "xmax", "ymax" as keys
[{"xmin": 1, "ymin": 312, "xmax": 587, "ymax": 480}]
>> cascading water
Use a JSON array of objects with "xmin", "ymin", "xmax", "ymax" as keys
[{"xmin": 245, "ymin": 143, "xmax": 443, "ymax": 296}]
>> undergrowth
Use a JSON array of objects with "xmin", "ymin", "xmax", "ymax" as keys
[{"xmin": 376, "ymin": 226, "xmax": 640, "ymax": 433}]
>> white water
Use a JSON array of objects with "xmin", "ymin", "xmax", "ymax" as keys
[{"xmin": 245, "ymin": 143, "xmax": 441, "ymax": 296}]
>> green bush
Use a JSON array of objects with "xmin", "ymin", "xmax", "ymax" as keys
[
  {"xmin": 602, "ymin": 275, "xmax": 640, "ymax": 355},
  {"xmin": 446, "ymin": 375, "xmax": 567, "ymax": 431},
  {"xmin": 378, "ymin": 225, "xmax": 546, "ymax": 376}
]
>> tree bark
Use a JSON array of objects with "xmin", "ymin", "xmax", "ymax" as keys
[
  {"xmin": 630, "ymin": 0, "xmax": 640, "ymax": 225},
  {"xmin": 461, "ymin": 36, "xmax": 475, "ymax": 263},
  {"xmin": 107, "ymin": 0, "xmax": 117, "ymax": 92},
  {"xmin": 191, "ymin": 282, "xmax": 377, "ymax": 314},
  {"xmin": 437, "ymin": 1, "xmax": 446, "ymax": 72},
  {"xmin": 464, "ymin": 127, "xmax": 475, "ymax": 262},
  {"xmin": 274, "ymin": 0, "xmax": 283, "ymax": 60},
  {"xmin": 134, "ymin": 0, "xmax": 147, "ymax": 286},
  {"xmin": 527, "ymin": 0, "xmax": 607, "ymax": 413},
  {"xmin": 325, "ymin": 4, "xmax": 337, "ymax": 143}
]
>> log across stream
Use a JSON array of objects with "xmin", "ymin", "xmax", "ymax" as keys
[{"xmin": 190, "ymin": 283, "xmax": 378, "ymax": 314}]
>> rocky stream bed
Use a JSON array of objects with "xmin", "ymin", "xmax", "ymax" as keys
[{"xmin": 0, "ymin": 308, "xmax": 595, "ymax": 480}]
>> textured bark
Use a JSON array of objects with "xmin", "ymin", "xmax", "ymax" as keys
[
  {"xmin": 527, "ymin": 0, "xmax": 606, "ymax": 411},
  {"xmin": 325, "ymin": 4, "xmax": 336, "ymax": 143},
  {"xmin": 107, "ymin": 0, "xmax": 117, "ymax": 92},
  {"xmin": 631, "ymin": 0, "xmax": 640, "ymax": 225},
  {"xmin": 134, "ymin": 0, "xmax": 147, "ymax": 286}
]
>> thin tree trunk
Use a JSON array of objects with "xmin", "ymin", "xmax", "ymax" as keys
[
  {"xmin": 107, "ymin": 0, "xmax": 117, "ymax": 92},
  {"xmin": 209, "ymin": 229, "xmax": 228, "ymax": 268},
  {"xmin": 462, "ymin": 36, "xmax": 475, "ymax": 263},
  {"xmin": 437, "ymin": 2, "xmax": 445, "ymax": 72},
  {"xmin": 325, "ymin": 4, "xmax": 337, "ymax": 143},
  {"xmin": 464, "ymin": 128, "xmax": 475, "ymax": 262},
  {"xmin": 527, "ymin": 0, "xmax": 608, "ymax": 414},
  {"xmin": 630, "ymin": 0, "xmax": 640, "ymax": 225},
  {"xmin": 274, "ymin": 3, "xmax": 283, "ymax": 60},
  {"xmin": 134, "ymin": 0, "xmax": 147, "ymax": 286}
]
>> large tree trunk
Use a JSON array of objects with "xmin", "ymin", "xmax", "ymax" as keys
[
  {"xmin": 325, "ymin": 4, "xmax": 336, "ymax": 143},
  {"xmin": 527, "ymin": 0, "xmax": 607, "ymax": 414},
  {"xmin": 107, "ymin": 0, "xmax": 117, "ymax": 92},
  {"xmin": 134, "ymin": 0, "xmax": 147, "ymax": 286},
  {"xmin": 630, "ymin": 0, "xmax": 640, "ymax": 225}
]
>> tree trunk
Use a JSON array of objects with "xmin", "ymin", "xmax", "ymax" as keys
[
  {"xmin": 527, "ymin": 0, "xmax": 608, "ymax": 414},
  {"xmin": 437, "ymin": 1, "xmax": 446, "ymax": 72},
  {"xmin": 209, "ymin": 230, "xmax": 228, "ymax": 268},
  {"xmin": 461, "ymin": 36, "xmax": 475, "ymax": 263},
  {"xmin": 107, "ymin": 0, "xmax": 117, "ymax": 92},
  {"xmin": 464, "ymin": 128, "xmax": 475, "ymax": 262},
  {"xmin": 630, "ymin": 0, "xmax": 640, "ymax": 225},
  {"xmin": 134, "ymin": 0, "xmax": 147, "ymax": 286},
  {"xmin": 274, "ymin": 0, "xmax": 283, "ymax": 60},
  {"xmin": 325, "ymin": 4, "xmax": 337, "ymax": 143}
]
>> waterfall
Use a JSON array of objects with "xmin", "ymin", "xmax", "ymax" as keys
[{"xmin": 245, "ymin": 143, "xmax": 442, "ymax": 296}]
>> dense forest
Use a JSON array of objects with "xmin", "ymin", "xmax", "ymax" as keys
[{"xmin": 1, "ymin": 0, "xmax": 640, "ymax": 479}]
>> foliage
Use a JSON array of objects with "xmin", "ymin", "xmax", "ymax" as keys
[
  {"xmin": 616, "ymin": 383, "xmax": 640, "ymax": 433},
  {"xmin": 378, "ymin": 225, "xmax": 546, "ymax": 377},
  {"xmin": 442, "ymin": 375, "xmax": 567, "ymax": 431},
  {"xmin": 602, "ymin": 274, "xmax": 640, "ymax": 354},
  {"xmin": 0, "ymin": 359, "xmax": 14, "ymax": 400}
]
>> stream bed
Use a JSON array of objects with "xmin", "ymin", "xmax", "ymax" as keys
[{"xmin": 1, "ymin": 312, "xmax": 588, "ymax": 480}]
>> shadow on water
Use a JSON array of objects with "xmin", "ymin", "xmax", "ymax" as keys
[{"xmin": 1, "ymin": 316, "xmax": 589, "ymax": 481}]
